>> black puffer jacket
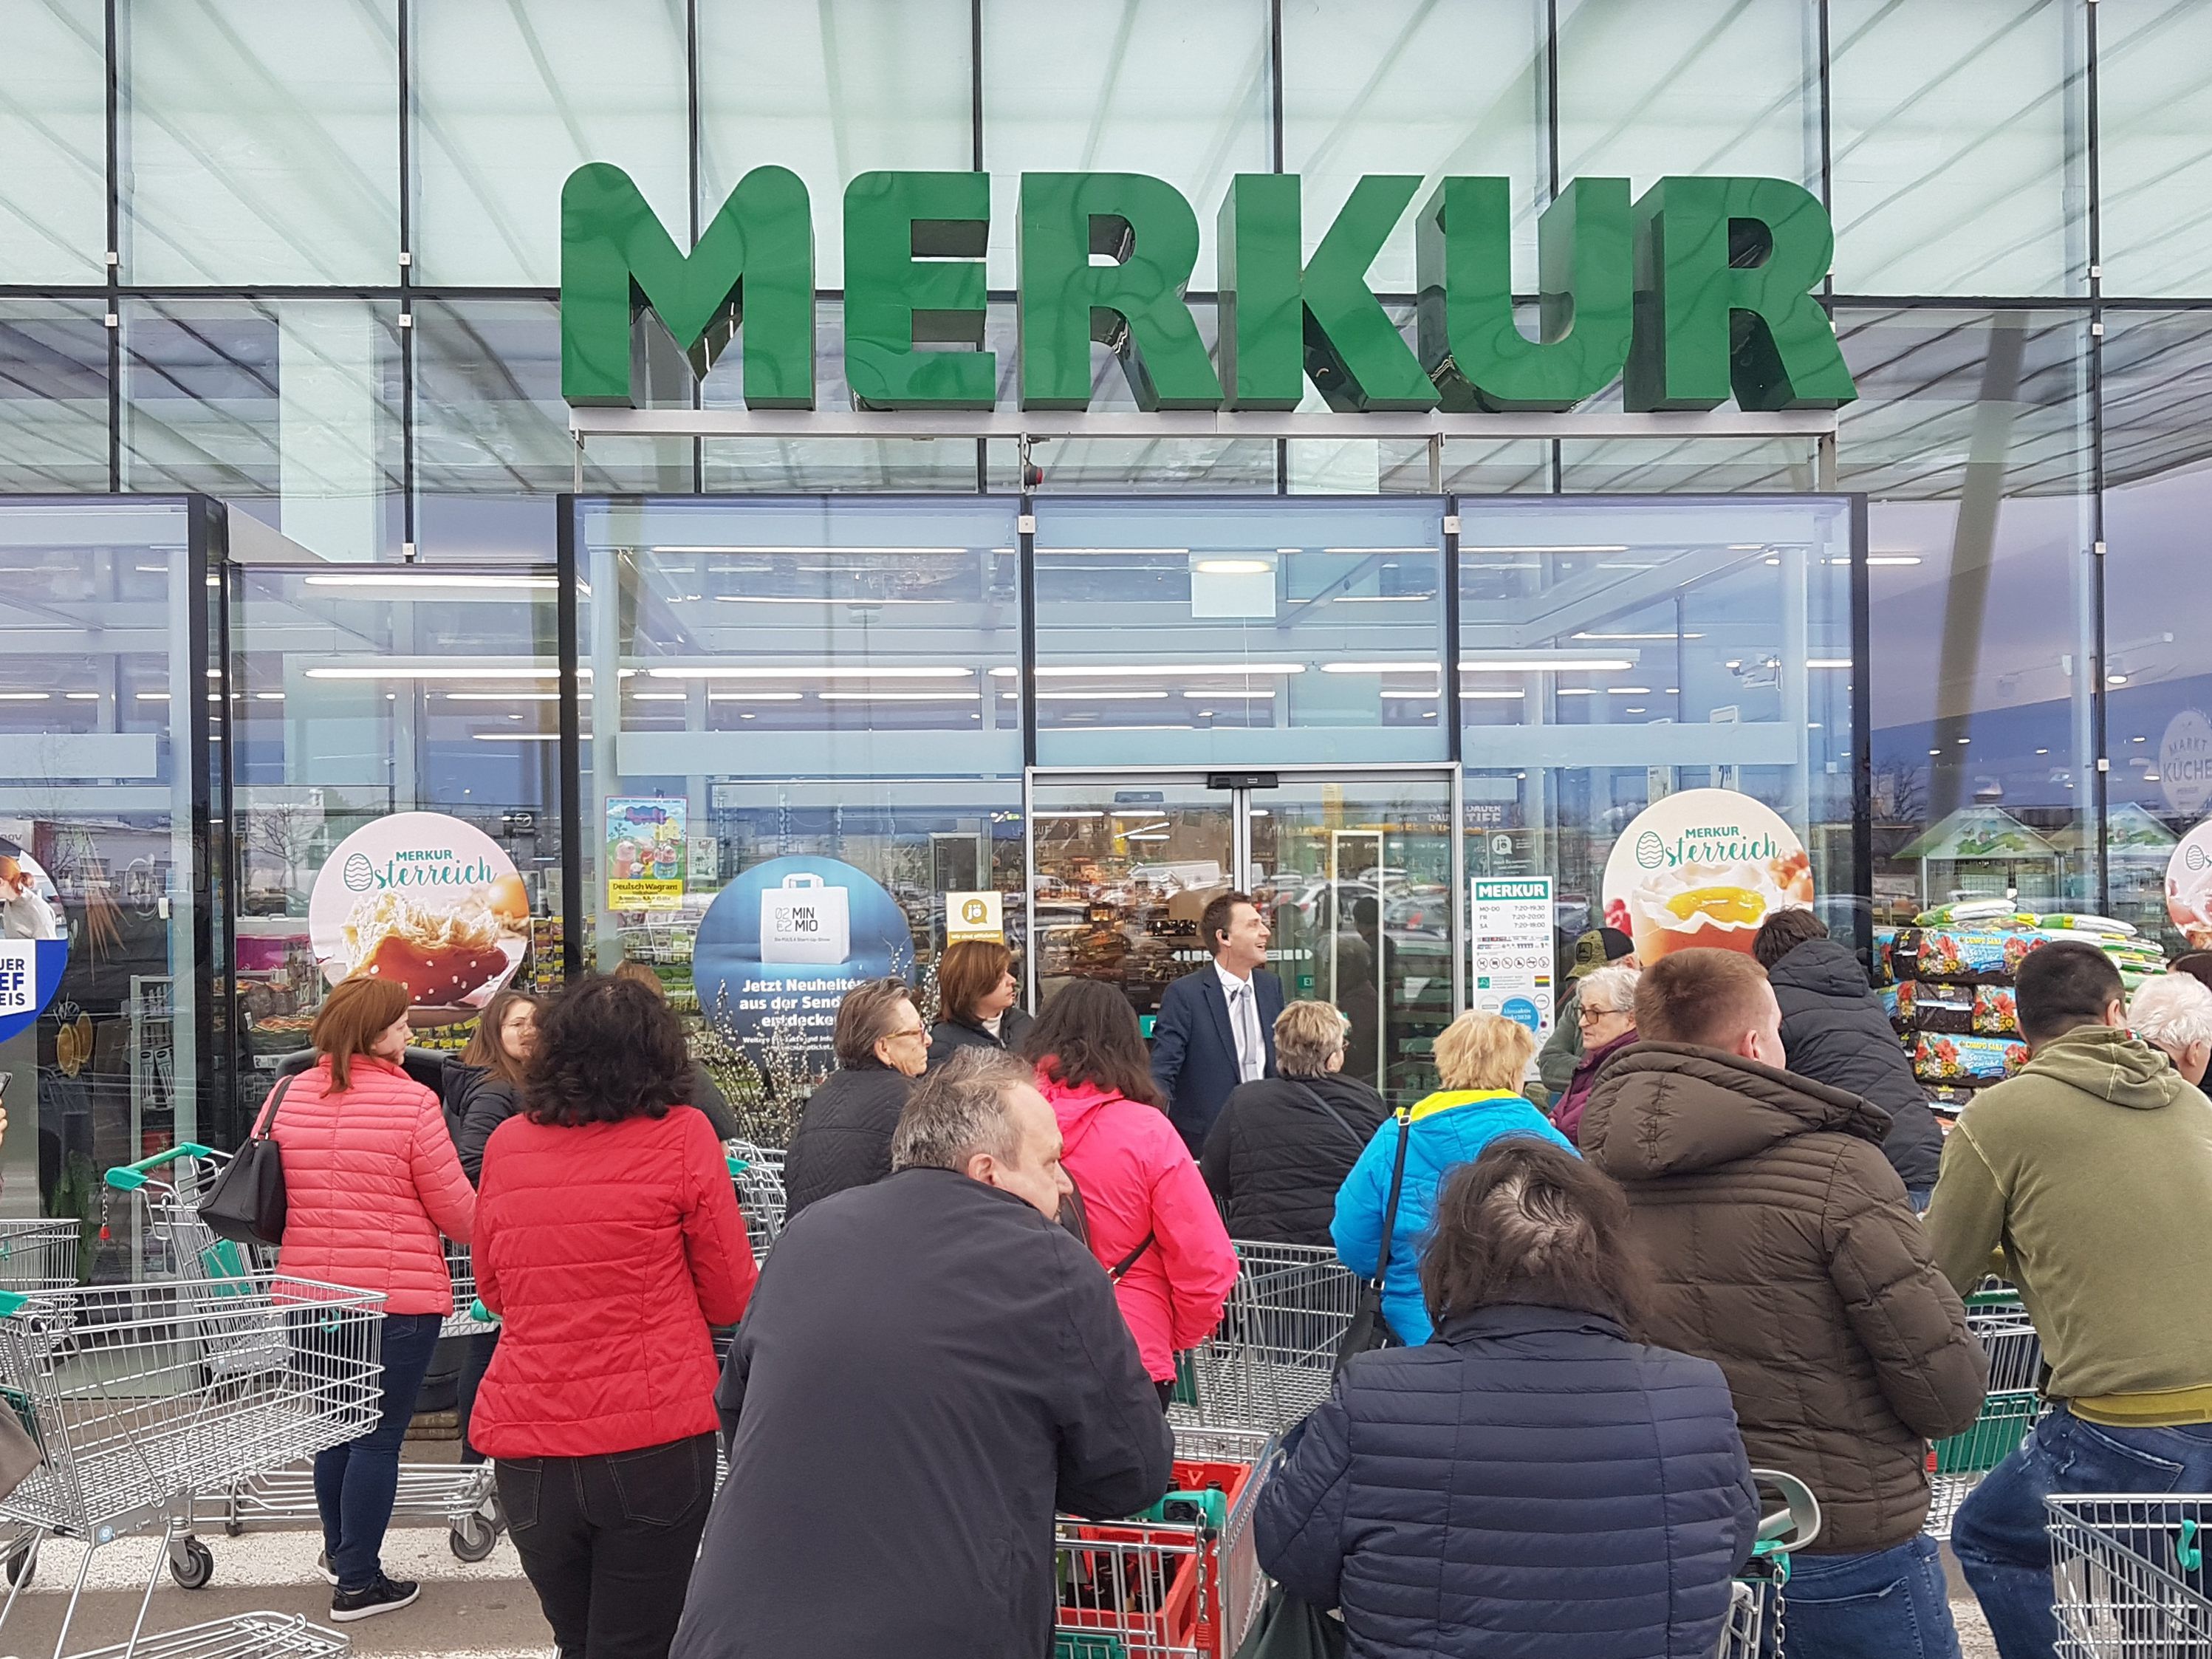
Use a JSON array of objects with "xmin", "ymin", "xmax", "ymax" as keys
[
  {"xmin": 1257, "ymin": 1304, "xmax": 1759, "ymax": 1659},
  {"xmin": 925, "ymin": 1005, "xmax": 1033, "ymax": 1073},
  {"xmin": 1199, "ymin": 1074, "xmax": 1389, "ymax": 1246},
  {"xmin": 1765, "ymin": 939, "xmax": 1944, "ymax": 1190},
  {"xmin": 444, "ymin": 1059, "xmax": 740, "ymax": 1185},
  {"xmin": 780, "ymin": 1062, "xmax": 914, "ymax": 1220}
]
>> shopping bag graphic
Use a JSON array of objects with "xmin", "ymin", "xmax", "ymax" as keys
[{"xmin": 759, "ymin": 873, "xmax": 850, "ymax": 964}]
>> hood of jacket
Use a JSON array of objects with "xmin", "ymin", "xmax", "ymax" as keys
[
  {"xmin": 1766, "ymin": 937, "xmax": 1877, "ymax": 1005},
  {"xmin": 2019, "ymin": 1022, "xmax": 2187, "ymax": 1110},
  {"xmin": 1035, "ymin": 1071, "xmax": 1131, "ymax": 1138},
  {"xmin": 1580, "ymin": 1041, "xmax": 1891, "ymax": 1180}
]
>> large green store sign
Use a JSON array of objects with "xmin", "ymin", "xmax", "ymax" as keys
[{"xmin": 560, "ymin": 164, "xmax": 1856, "ymax": 417}]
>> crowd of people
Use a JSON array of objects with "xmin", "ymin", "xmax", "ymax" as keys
[{"xmin": 251, "ymin": 889, "xmax": 2212, "ymax": 1659}]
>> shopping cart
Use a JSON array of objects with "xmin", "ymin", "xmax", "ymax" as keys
[
  {"xmin": 1925, "ymin": 1287, "xmax": 2045, "ymax": 1539},
  {"xmin": 0, "ymin": 1220, "xmax": 80, "ymax": 1296},
  {"xmin": 0, "ymin": 1273, "xmax": 383, "ymax": 1659},
  {"xmin": 1054, "ymin": 1425, "xmax": 1273, "ymax": 1659},
  {"xmin": 2048, "ymin": 1493, "xmax": 2212, "ymax": 1656},
  {"xmin": 105, "ymin": 1147, "xmax": 503, "ymax": 1571},
  {"xmin": 724, "ymin": 1141, "xmax": 787, "ymax": 1262},
  {"xmin": 1177, "ymin": 1242, "xmax": 1360, "ymax": 1435},
  {"xmin": 1716, "ymin": 1469, "xmax": 1824, "ymax": 1659}
]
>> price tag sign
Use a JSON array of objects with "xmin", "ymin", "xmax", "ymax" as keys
[{"xmin": 1470, "ymin": 876, "xmax": 1555, "ymax": 1036}]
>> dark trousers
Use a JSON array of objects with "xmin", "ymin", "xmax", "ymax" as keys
[
  {"xmin": 455, "ymin": 1329, "xmax": 498, "ymax": 1465},
  {"xmin": 496, "ymin": 1433, "xmax": 718, "ymax": 1659},
  {"xmin": 315, "ymin": 1310, "xmax": 445, "ymax": 1592}
]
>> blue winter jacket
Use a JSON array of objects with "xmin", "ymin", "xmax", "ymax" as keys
[
  {"xmin": 1329, "ymin": 1090, "xmax": 1573, "ymax": 1344},
  {"xmin": 1256, "ymin": 1304, "xmax": 1761, "ymax": 1659}
]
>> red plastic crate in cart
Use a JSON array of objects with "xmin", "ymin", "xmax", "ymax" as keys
[{"xmin": 1055, "ymin": 1459, "xmax": 1255, "ymax": 1659}]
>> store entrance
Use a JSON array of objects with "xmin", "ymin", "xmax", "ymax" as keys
[{"xmin": 1026, "ymin": 767, "xmax": 1459, "ymax": 1107}]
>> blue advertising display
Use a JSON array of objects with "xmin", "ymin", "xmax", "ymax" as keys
[
  {"xmin": 693, "ymin": 856, "xmax": 914, "ymax": 1063},
  {"xmin": 0, "ymin": 846, "xmax": 67, "ymax": 1044}
]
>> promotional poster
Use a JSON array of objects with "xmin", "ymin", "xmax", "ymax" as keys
[
  {"xmin": 0, "ymin": 842, "xmax": 66, "ymax": 1045},
  {"xmin": 606, "ymin": 797, "xmax": 688, "ymax": 911},
  {"xmin": 1601, "ymin": 789, "xmax": 1815, "ymax": 960}
]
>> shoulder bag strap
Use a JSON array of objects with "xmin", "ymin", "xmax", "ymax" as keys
[
  {"xmin": 1370, "ymin": 1108, "xmax": 1414, "ymax": 1287},
  {"xmin": 251, "ymin": 1073, "xmax": 297, "ymax": 1142},
  {"xmin": 1283, "ymin": 1080, "xmax": 1370, "ymax": 1157},
  {"xmin": 1109, "ymin": 1232, "xmax": 1156, "ymax": 1283}
]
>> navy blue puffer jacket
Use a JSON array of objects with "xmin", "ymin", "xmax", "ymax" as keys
[{"xmin": 1255, "ymin": 1304, "xmax": 1760, "ymax": 1659}]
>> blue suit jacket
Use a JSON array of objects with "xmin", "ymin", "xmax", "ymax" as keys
[{"xmin": 1151, "ymin": 965, "xmax": 1284, "ymax": 1152}]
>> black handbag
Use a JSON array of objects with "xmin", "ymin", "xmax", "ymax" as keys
[
  {"xmin": 1231, "ymin": 1584, "xmax": 1346, "ymax": 1659},
  {"xmin": 1334, "ymin": 1106, "xmax": 1412, "ymax": 1374},
  {"xmin": 199, "ymin": 1073, "xmax": 295, "ymax": 1248}
]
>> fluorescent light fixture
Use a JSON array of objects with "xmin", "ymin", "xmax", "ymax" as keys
[
  {"xmin": 304, "ymin": 574, "xmax": 557, "ymax": 591},
  {"xmin": 253, "ymin": 691, "xmax": 285, "ymax": 701},
  {"xmin": 1321, "ymin": 661, "xmax": 1442, "ymax": 675},
  {"xmin": 1463, "ymin": 544, "xmax": 1630, "ymax": 555},
  {"xmin": 471, "ymin": 732, "xmax": 581, "ymax": 742},
  {"xmin": 64, "ymin": 691, "xmax": 100, "ymax": 701},
  {"xmin": 1606, "ymin": 686, "xmax": 1654, "ymax": 695},
  {"xmin": 1334, "ymin": 594, "xmax": 1435, "ymax": 603},
  {"xmin": 1462, "ymin": 689, "xmax": 1528, "ymax": 700},
  {"xmin": 445, "ymin": 691, "xmax": 564, "ymax": 702},
  {"xmin": 0, "ymin": 692, "xmax": 51, "ymax": 701},
  {"xmin": 2109, "ymin": 673, "xmax": 2129, "ymax": 685},
  {"xmin": 816, "ymin": 691, "xmax": 982, "ymax": 702},
  {"xmin": 645, "ymin": 666, "xmax": 971, "ymax": 680},
  {"xmin": 711, "ymin": 594, "xmax": 951, "ymax": 606},
  {"xmin": 630, "ymin": 691, "xmax": 689, "ymax": 702},
  {"xmin": 1807, "ymin": 658, "xmax": 1852, "ymax": 669},
  {"xmin": 1193, "ymin": 558, "xmax": 1273, "ymax": 575},
  {"xmin": 1123, "ymin": 832, "xmax": 1171, "ymax": 841},
  {"xmin": 708, "ymin": 692, "xmax": 804, "ymax": 703},
  {"xmin": 1035, "ymin": 547, "xmax": 1190, "ymax": 558},
  {"xmin": 1035, "ymin": 690, "xmax": 1169, "ymax": 702},
  {"xmin": 1025, "ymin": 663, "xmax": 1307, "ymax": 680},
  {"xmin": 135, "ymin": 692, "xmax": 171, "ymax": 701},
  {"xmin": 307, "ymin": 666, "xmax": 559, "ymax": 680},
  {"xmin": 646, "ymin": 544, "xmax": 967, "ymax": 555},
  {"xmin": 1320, "ymin": 546, "xmax": 1438, "ymax": 555},
  {"xmin": 1033, "ymin": 810, "xmax": 1106, "ymax": 820},
  {"xmin": 1573, "ymin": 632, "xmax": 1702, "ymax": 641},
  {"xmin": 1180, "ymin": 688, "xmax": 1275, "ymax": 699},
  {"xmin": 1829, "ymin": 555, "xmax": 1923, "ymax": 567},
  {"xmin": 1556, "ymin": 688, "xmax": 1597, "ymax": 697},
  {"xmin": 1459, "ymin": 657, "xmax": 1634, "ymax": 673}
]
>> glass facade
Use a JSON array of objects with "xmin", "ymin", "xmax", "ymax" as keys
[{"xmin": 0, "ymin": 0, "xmax": 2204, "ymax": 1160}]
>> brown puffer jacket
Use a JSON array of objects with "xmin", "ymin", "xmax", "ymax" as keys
[{"xmin": 1580, "ymin": 1042, "xmax": 1986, "ymax": 1555}]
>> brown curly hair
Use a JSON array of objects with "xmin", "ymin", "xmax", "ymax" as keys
[{"xmin": 524, "ymin": 974, "xmax": 691, "ymax": 1127}]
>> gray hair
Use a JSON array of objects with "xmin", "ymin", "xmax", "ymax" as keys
[
  {"xmin": 2131, "ymin": 974, "xmax": 2212, "ymax": 1055},
  {"xmin": 1578, "ymin": 962, "xmax": 1640, "ymax": 1018},
  {"xmin": 890, "ymin": 1047, "xmax": 1033, "ymax": 1172}
]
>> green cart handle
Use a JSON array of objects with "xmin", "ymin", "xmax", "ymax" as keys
[
  {"xmin": 1136, "ymin": 1488, "xmax": 1229, "ymax": 1530},
  {"xmin": 2181, "ymin": 1517, "xmax": 2202, "ymax": 1574},
  {"xmin": 469, "ymin": 1299, "xmax": 499, "ymax": 1325},
  {"xmin": 727, "ymin": 1157, "xmax": 749, "ymax": 1178},
  {"xmin": 103, "ymin": 1144, "xmax": 216, "ymax": 1191}
]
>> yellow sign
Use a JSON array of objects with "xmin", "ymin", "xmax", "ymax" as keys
[{"xmin": 946, "ymin": 891, "xmax": 1004, "ymax": 943}]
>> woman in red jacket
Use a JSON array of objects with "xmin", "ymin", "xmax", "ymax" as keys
[
  {"xmin": 1023, "ymin": 978, "xmax": 1239, "ymax": 1406},
  {"xmin": 473, "ymin": 974, "xmax": 756, "ymax": 1659},
  {"xmin": 270, "ymin": 974, "xmax": 476, "ymax": 1622}
]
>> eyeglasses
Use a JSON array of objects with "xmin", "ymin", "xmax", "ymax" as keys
[
  {"xmin": 887, "ymin": 1025, "xmax": 928, "ymax": 1041},
  {"xmin": 1578, "ymin": 1006, "xmax": 1626, "ymax": 1025}
]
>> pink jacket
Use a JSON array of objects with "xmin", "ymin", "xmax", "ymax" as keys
[
  {"xmin": 270, "ymin": 1055, "xmax": 476, "ymax": 1316},
  {"xmin": 1038, "ymin": 1068, "xmax": 1239, "ymax": 1382}
]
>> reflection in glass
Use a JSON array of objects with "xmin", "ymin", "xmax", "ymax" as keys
[
  {"xmin": 2097, "ymin": 3, "xmax": 2212, "ymax": 297},
  {"xmin": 0, "ymin": 303, "xmax": 109, "ymax": 492},
  {"xmin": 1, "ymin": 0, "xmax": 106, "ymax": 284}
]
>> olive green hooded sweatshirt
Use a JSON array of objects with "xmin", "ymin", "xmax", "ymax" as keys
[{"xmin": 1926, "ymin": 1022, "xmax": 2212, "ymax": 1415}]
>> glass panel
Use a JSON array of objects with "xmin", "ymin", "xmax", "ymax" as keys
[
  {"xmin": 1032, "ymin": 496, "xmax": 1449, "ymax": 767},
  {"xmin": 698, "ymin": 0, "xmax": 971, "ymax": 289},
  {"xmin": 1557, "ymin": 0, "xmax": 1818, "ymax": 191},
  {"xmin": 1828, "ymin": 0, "xmax": 2085, "ymax": 296},
  {"xmin": 120, "ymin": 0, "xmax": 400, "ymax": 284},
  {"xmin": 1832, "ymin": 307, "xmax": 2096, "ymax": 922},
  {"xmin": 1278, "ymin": 0, "xmax": 1547, "ymax": 293},
  {"xmin": 0, "ymin": 499, "xmax": 205, "ymax": 1277},
  {"xmin": 412, "ymin": 0, "xmax": 687, "ymax": 287},
  {"xmin": 225, "ymin": 564, "xmax": 569, "ymax": 1102},
  {"xmin": 2092, "ymin": 309, "xmax": 2212, "ymax": 943},
  {"xmin": 0, "ymin": 0, "xmax": 108, "ymax": 283},
  {"xmin": 0, "ymin": 301, "xmax": 109, "ymax": 492},
  {"xmin": 120, "ymin": 298, "xmax": 403, "ymax": 562},
  {"xmin": 2098, "ymin": 2, "xmax": 2212, "ymax": 296},
  {"xmin": 1031, "ymin": 781, "xmax": 1234, "ymax": 1025},
  {"xmin": 979, "ymin": 0, "xmax": 1270, "ymax": 290},
  {"xmin": 1255, "ymin": 777, "xmax": 1454, "ymax": 1105}
]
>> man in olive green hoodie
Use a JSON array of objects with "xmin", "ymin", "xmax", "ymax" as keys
[{"xmin": 1928, "ymin": 940, "xmax": 2212, "ymax": 1659}]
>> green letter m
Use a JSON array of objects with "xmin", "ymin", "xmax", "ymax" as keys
[{"xmin": 561, "ymin": 162, "xmax": 815, "ymax": 409}]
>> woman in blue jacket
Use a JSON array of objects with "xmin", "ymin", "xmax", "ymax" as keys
[
  {"xmin": 1329, "ymin": 1010, "xmax": 1571, "ymax": 1344},
  {"xmin": 1262, "ymin": 1140, "xmax": 1760, "ymax": 1659}
]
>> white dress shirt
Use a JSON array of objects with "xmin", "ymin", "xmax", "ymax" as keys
[{"xmin": 1216, "ymin": 961, "xmax": 1265, "ymax": 1083}]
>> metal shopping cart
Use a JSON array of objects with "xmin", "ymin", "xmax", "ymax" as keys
[
  {"xmin": 724, "ymin": 1142, "xmax": 787, "ymax": 1263},
  {"xmin": 1177, "ymin": 1242, "xmax": 1361, "ymax": 1435},
  {"xmin": 0, "ymin": 1220, "xmax": 81, "ymax": 1297},
  {"xmin": 2048, "ymin": 1494, "xmax": 2212, "ymax": 1656},
  {"xmin": 104, "ymin": 1148, "xmax": 503, "ymax": 1571},
  {"xmin": 1054, "ymin": 1425, "xmax": 1273, "ymax": 1659},
  {"xmin": 1716, "ymin": 1470, "xmax": 1824, "ymax": 1659},
  {"xmin": 1925, "ymin": 1287, "xmax": 2046, "ymax": 1540},
  {"xmin": 0, "ymin": 1273, "xmax": 383, "ymax": 1659}
]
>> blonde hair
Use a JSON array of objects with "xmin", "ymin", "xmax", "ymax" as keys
[
  {"xmin": 1433, "ymin": 1010, "xmax": 1538, "ymax": 1092},
  {"xmin": 1274, "ymin": 1000, "xmax": 1348, "ymax": 1078},
  {"xmin": 1578, "ymin": 963, "xmax": 1640, "ymax": 1019}
]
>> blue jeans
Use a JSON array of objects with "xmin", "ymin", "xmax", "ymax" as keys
[
  {"xmin": 314, "ymin": 1310, "xmax": 444, "ymax": 1592},
  {"xmin": 1953, "ymin": 1405, "xmax": 2212, "ymax": 1659},
  {"xmin": 1780, "ymin": 1533, "xmax": 1959, "ymax": 1659},
  {"xmin": 1905, "ymin": 1186, "xmax": 1932, "ymax": 1214}
]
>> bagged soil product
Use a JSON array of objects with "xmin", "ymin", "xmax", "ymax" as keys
[
  {"xmin": 1874, "ymin": 928, "xmax": 1899, "ymax": 986},
  {"xmin": 1913, "ymin": 899, "xmax": 2023, "ymax": 928},
  {"xmin": 1909, "ymin": 928, "xmax": 2055, "ymax": 985},
  {"xmin": 1972, "ymin": 985, "xmax": 2018, "ymax": 1036},
  {"xmin": 1900, "ymin": 981, "xmax": 1976, "ymax": 1034},
  {"xmin": 1911, "ymin": 1031, "xmax": 2029, "ymax": 1084}
]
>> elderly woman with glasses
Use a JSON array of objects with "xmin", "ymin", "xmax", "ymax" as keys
[
  {"xmin": 1550, "ymin": 963, "xmax": 1639, "ymax": 1147},
  {"xmin": 780, "ymin": 978, "xmax": 931, "ymax": 1219}
]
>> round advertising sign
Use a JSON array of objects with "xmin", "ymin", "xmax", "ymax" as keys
[
  {"xmin": 1600, "ymin": 788, "xmax": 1815, "ymax": 961},
  {"xmin": 2161, "ymin": 711, "xmax": 2212, "ymax": 818},
  {"xmin": 2165, "ymin": 820, "xmax": 2212, "ymax": 951},
  {"xmin": 0, "ymin": 844, "xmax": 67, "ymax": 1046},
  {"xmin": 309, "ymin": 812, "xmax": 529, "ymax": 1022}
]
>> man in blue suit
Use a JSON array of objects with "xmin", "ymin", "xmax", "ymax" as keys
[{"xmin": 1152, "ymin": 891, "xmax": 1284, "ymax": 1152}]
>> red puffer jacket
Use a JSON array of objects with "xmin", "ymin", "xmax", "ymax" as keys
[
  {"xmin": 1038, "ymin": 1068, "xmax": 1239, "ymax": 1383},
  {"xmin": 271, "ymin": 1054, "xmax": 476, "ymax": 1316},
  {"xmin": 470, "ymin": 1104, "xmax": 756, "ymax": 1457}
]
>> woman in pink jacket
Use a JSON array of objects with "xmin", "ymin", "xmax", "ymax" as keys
[
  {"xmin": 269, "ymin": 975, "xmax": 476, "ymax": 1623},
  {"xmin": 1023, "ymin": 979, "xmax": 1238, "ymax": 1404}
]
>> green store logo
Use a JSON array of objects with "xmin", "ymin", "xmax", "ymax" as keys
[{"xmin": 558, "ymin": 166, "xmax": 1856, "ymax": 417}]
